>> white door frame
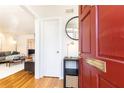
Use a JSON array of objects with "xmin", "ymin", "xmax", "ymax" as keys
[{"xmin": 35, "ymin": 17, "xmax": 63, "ymax": 79}]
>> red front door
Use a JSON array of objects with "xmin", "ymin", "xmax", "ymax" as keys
[{"xmin": 79, "ymin": 5, "xmax": 124, "ymax": 88}]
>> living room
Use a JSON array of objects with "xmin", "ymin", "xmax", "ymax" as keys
[
  {"xmin": 0, "ymin": 6, "xmax": 35, "ymax": 79},
  {"xmin": 0, "ymin": 5, "xmax": 79, "ymax": 87}
]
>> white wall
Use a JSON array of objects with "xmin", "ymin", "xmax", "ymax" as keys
[
  {"xmin": 17, "ymin": 34, "xmax": 35, "ymax": 56},
  {"xmin": 30, "ymin": 5, "xmax": 78, "ymax": 57},
  {"xmin": 0, "ymin": 31, "xmax": 17, "ymax": 51},
  {"xmin": 0, "ymin": 29, "xmax": 35, "ymax": 56},
  {"xmin": 34, "ymin": 6, "xmax": 78, "ymax": 79}
]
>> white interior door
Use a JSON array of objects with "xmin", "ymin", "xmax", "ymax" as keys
[{"xmin": 43, "ymin": 18, "xmax": 61, "ymax": 77}]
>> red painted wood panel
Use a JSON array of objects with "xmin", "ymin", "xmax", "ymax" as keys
[
  {"xmin": 82, "ymin": 62, "xmax": 91, "ymax": 87},
  {"xmin": 97, "ymin": 59, "xmax": 124, "ymax": 87},
  {"xmin": 79, "ymin": 6, "xmax": 93, "ymax": 87},
  {"xmin": 79, "ymin": 6, "xmax": 97, "ymax": 88},
  {"xmin": 97, "ymin": 6, "xmax": 124, "ymax": 87},
  {"xmin": 82, "ymin": 13, "xmax": 91, "ymax": 53},
  {"xmin": 90, "ymin": 70, "xmax": 98, "ymax": 88},
  {"xmin": 99, "ymin": 77, "xmax": 115, "ymax": 88},
  {"xmin": 79, "ymin": 5, "xmax": 124, "ymax": 88},
  {"xmin": 98, "ymin": 6, "xmax": 124, "ymax": 60},
  {"xmin": 78, "ymin": 57, "xmax": 83, "ymax": 88},
  {"xmin": 90, "ymin": 6, "xmax": 96, "ymax": 57},
  {"xmin": 79, "ymin": 6, "xmax": 91, "ymax": 54}
]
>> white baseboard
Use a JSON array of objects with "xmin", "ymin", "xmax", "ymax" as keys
[{"xmin": 59, "ymin": 76, "xmax": 63, "ymax": 80}]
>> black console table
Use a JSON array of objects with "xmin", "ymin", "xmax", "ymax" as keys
[
  {"xmin": 63, "ymin": 57, "xmax": 79, "ymax": 88},
  {"xmin": 24, "ymin": 61, "xmax": 35, "ymax": 74}
]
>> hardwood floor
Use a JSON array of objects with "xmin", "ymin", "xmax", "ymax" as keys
[{"xmin": 0, "ymin": 70, "xmax": 63, "ymax": 88}]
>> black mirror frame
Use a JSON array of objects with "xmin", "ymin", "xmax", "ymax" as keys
[{"xmin": 65, "ymin": 16, "xmax": 79, "ymax": 41}]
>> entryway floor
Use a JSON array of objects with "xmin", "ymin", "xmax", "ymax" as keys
[{"xmin": 0, "ymin": 70, "xmax": 63, "ymax": 88}]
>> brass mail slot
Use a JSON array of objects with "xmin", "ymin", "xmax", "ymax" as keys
[{"xmin": 86, "ymin": 59, "xmax": 106, "ymax": 72}]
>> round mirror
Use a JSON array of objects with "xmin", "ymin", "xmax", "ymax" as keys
[{"xmin": 65, "ymin": 16, "xmax": 79, "ymax": 40}]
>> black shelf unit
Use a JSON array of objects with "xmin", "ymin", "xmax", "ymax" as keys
[
  {"xmin": 65, "ymin": 69, "xmax": 78, "ymax": 76},
  {"xmin": 63, "ymin": 57, "xmax": 79, "ymax": 88}
]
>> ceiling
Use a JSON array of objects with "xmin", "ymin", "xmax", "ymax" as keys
[
  {"xmin": 0, "ymin": 5, "xmax": 77, "ymax": 35},
  {"xmin": 0, "ymin": 6, "xmax": 34, "ymax": 35},
  {"xmin": 28, "ymin": 5, "xmax": 78, "ymax": 17}
]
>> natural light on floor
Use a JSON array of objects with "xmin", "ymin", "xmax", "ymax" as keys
[{"xmin": 0, "ymin": 63, "xmax": 24, "ymax": 79}]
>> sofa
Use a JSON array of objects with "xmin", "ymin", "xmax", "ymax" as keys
[{"xmin": 0, "ymin": 51, "xmax": 25, "ymax": 64}]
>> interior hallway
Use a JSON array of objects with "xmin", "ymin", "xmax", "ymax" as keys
[{"xmin": 0, "ymin": 70, "xmax": 63, "ymax": 88}]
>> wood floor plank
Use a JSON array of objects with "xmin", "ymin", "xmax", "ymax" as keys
[{"xmin": 0, "ymin": 70, "xmax": 63, "ymax": 88}]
